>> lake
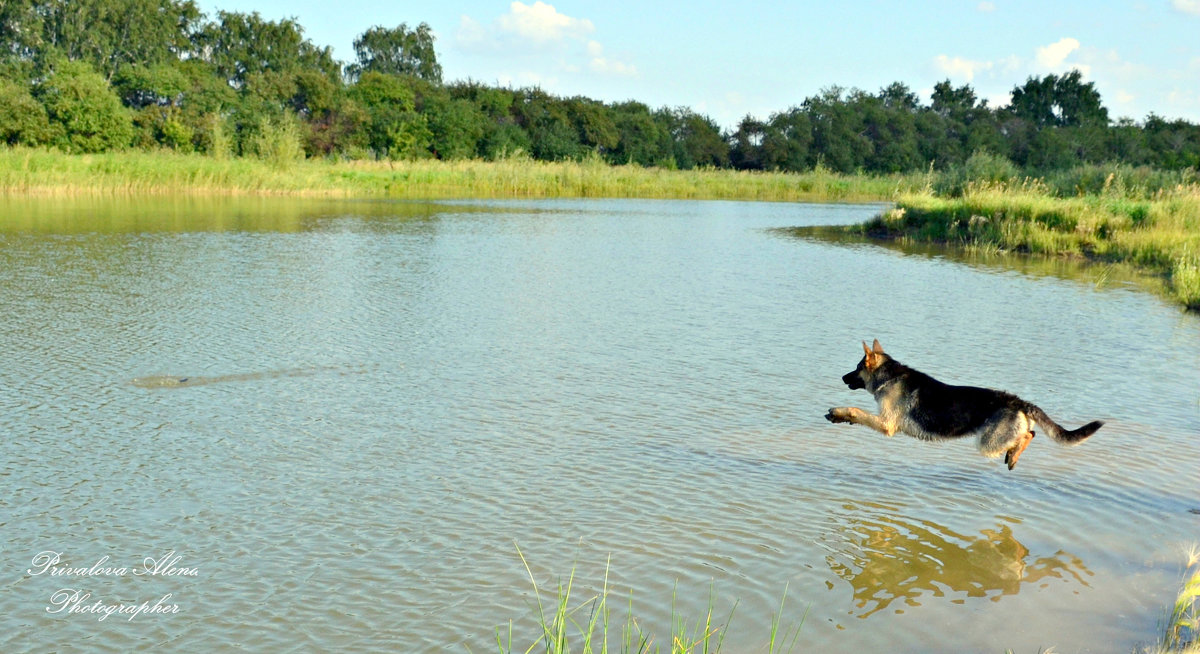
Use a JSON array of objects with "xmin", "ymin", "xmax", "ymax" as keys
[{"xmin": 1, "ymin": 196, "xmax": 1197, "ymax": 653}]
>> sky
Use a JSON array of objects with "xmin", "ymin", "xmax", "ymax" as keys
[{"xmin": 195, "ymin": 0, "xmax": 1200, "ymax": 130}]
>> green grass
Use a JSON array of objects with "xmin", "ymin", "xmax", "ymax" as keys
[
  {"xmin": 7, "ymin": 146, "xmax": 1199, "ymax": 310},
  {"xmin": 0, "ymin": 147, "xmax": 923, "ymax": 202},
  {"xmin": 821, "ymin": 179, "xmax": 1200, "ymax": 311},
  {"xmin": 1145, "ymin": 545, "xmax": 1200, "ymax": 654},
  {"xmin": 488, "ymin": 547, "xmax": 804, "ymax": 654}
]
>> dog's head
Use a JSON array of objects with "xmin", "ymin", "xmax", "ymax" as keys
[{"xmin": 841, "ymin": 339, "xmax": 888, "ymax": 390}]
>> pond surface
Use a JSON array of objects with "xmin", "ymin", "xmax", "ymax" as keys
[{"xmin": 1, "ymin": 197, "xmax": 1197, "ymax": 653}]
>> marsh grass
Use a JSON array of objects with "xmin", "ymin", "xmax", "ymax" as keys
[
  {"xmin": 1145, "ymin": 545, "xmax": 1200, "ymax": 654},
  {"xmin": 840, "ymin": 180, "xmax": 1200, "ymax": 310},
  {"xmin": 489, "ymin": 547, "xmax": 804, "ymax": 654},
  {"xmin": 0, "ymin": 147, "xmax": 924, "ymax": 202}
]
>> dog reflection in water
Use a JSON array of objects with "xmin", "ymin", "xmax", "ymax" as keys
[{"xmin": 825, "ymin": 503, "xmax": 1091, "ymax": 618}]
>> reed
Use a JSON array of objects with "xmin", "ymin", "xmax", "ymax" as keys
[
  {"xmin": 837, "ymin": 180, "xmax": 1200, "ymax": 310},
  {"xmin": 488, "ymin": 547, "xmax": 803, "ymax": 654},
  {"xmin": 0, "ymin": 147, "xmax": 924, "ymax": 202},
  {"xmin": 1146, "ymin": 545, "xmax": 1200, "ymax": 654}
]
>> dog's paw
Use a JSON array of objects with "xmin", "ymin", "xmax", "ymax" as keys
[{"xmin": 825, "ymin": 407, "xmax": 853, "ymax": 423}]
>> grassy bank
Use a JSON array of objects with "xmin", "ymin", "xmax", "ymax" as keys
[
  {"xmin": 0, "ymin": 147, "xmax": 921, "ymax": 202},
  {"xmin": 812, "ymin": 179, "xmax": 1200, "ymax": 310}
]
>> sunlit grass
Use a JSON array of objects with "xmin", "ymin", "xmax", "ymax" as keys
[
  {"xmin": 486, "ymin": 546, "xmax": 804, "ymax": 654},
  {"xmin": 1141, "ymin": 545, "xmax": 1200, "ymax": 654},
  {"xmin": 840, "ymin": 179, "xmax": 1200, "ymax": 310},
  {"xmin": 0, "ymin": 147, "xmax": 924, "ymax": 202}
]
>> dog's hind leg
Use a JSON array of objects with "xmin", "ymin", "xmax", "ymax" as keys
[{"xmin": 1004, "ymin": 431, "xmax": 1035, "ymax": 470}]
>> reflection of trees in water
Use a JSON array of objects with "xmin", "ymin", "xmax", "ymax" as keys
[{"xmin": 824, "ymin": 501, "xmax": 1092, "ymax": 618}]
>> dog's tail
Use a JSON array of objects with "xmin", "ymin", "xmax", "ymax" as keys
[{"xmin": 1024, "ymin": 404, "xmax": 1103, "ymax": 444}]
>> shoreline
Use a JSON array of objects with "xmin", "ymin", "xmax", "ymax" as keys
[
  {"xmin": 0, "ymin": 147, "xmax": 915, "ymax": 203},
  {"xmin": 4, "ymin": 147, "xmax": 1198, "ymax": 311}
]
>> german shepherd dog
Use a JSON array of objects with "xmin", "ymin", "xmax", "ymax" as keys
[{"xmin": 825, "ymin": 340, "xmax": 1102, "ymax": 470}]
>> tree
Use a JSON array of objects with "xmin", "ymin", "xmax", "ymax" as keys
[
  {"xmin": 513, "ymin": 88, "xmax": 584, "ymax": 161},
  {"xmin": 802, "ymin": 86, "xmax": 871, "ymax": 173},
  {"xmin": 347, "ymin": 23, "xmax": 441, "ymax": 83},
  {"xmin": 425, "ymin": 94, "xmax": 487, "ymax": 159},
  {"xmin": 599, "ymin": 101, "xmax": 668, "ymax": 166},
  {"xmin": 0, "ymin": 0, "xmax": 202, "ymax": 79},
  {"xmin": 762, "ymin": 108, "xmax": 812, "ymax": 172},
  {"xmin": 729, "ymin": 115, "xmax": 767, "ymax": 170},
  {"xmin": 0, "ymin": 77, "xmax": 54, "ymax": 145},
  {"xmin": 197, "ymin": 11, "xmax": 339, "ymax": 90},
  {"xmin": 348, "ymin": 71, "xmax": 431, "ymax": 159},
  {"xmin": 862, "ymin": 86, "xmax": 920, "ymax": 172},
  {"xmin": 1009, "ymin": 70, "xmax": 1107, "ymax": 128},
  {"xmin": 661, "ymin": 108, "xmax": 727, "ymax": 169},
  {"xmin": 565, "ymin": 96, "xmax": 619, "ymax": 154},
  {"xmin": 35, "ymin": 60, "xmax": 133, "ymax": 152}
]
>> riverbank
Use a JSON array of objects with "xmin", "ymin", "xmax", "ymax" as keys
[
  {"xmin": 796, "ymin": 180, "xmax": 1200, "ymax": 311},
  {"xmin": 5, "ymin": 147, "xmax": 1199, "ymax": 310},
  {"xmin": 0, "ymin": 147, "xmax": 921, "ymax": 202}
]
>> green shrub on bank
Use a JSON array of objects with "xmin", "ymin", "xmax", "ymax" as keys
[
  {"xmin": 0, "ymin": 79, "xmax": 55, "ymax": 147},
  {"xmin": 35, "ymin": 61, "xmax": 134, "ymax": 154}
]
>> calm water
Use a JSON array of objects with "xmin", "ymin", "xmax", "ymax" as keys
[{"xmin": 1, "ymin": 197, "xmax": 1197, "ymax": 653}]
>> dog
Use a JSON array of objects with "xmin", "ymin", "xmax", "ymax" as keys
[{"xmin": 825, "ymin": 340, "xmax": 1102, "ymax": 470}]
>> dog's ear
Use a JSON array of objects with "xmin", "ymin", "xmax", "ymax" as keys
[
  {"xmin": 872, "ymin": 339, "xmax": 885, "ymax": 355},
  {"xmin": 862, "ymin": 340, "xmax": 880, "ymax": 369}
]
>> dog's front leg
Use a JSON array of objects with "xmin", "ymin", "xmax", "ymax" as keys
[{"xmin": 825, "ymin": 407, "xmax": 897, "ymax": 436}]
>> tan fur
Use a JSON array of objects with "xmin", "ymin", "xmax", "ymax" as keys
[{"xmin": 826, "ymin": 340, "xmax": 1102, "ymax": 471}]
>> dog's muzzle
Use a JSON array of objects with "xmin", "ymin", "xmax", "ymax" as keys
[{"xmin": 842, "ymin": 370, "xmax": 865, "ymax": 390}]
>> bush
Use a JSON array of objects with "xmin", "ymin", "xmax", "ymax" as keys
[
  {"xmin": 934, "ymin": 149, "xmax": 1019, "ymax": 196},
  {"xmin": 35, "ymin": 61, "xmax": 134, "ymax": 153},
  {"xmin": 0, "ymin": 79, "xmax": 55, "ymax": 146},
  {"xmin": 246, "ymin": 115, "xmax": 305, "ymax": 169}
]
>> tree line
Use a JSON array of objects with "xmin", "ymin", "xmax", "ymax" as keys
[{"xmin": 2, "ymin": 0, "xmax": 1198, "ymax": 173}]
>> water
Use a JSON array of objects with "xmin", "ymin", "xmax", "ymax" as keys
[{"xmin": 1, "ymin": 197, "xmax": 1197, "ymax": 653}]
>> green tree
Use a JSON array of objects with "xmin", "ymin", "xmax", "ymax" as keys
[
  {"xmin": 661, "ymin": 108, "xmax": 728, "ymax": 169},
  {"xmin": 565, "ymin": 96, "xmax": 619, "ymax": 154},
  {"xmin": 197, "ymin": 11, "xmax": 339, "ymax": 90},
  {"xmin": 513, "ymin": 88, "xmax": 584, "ymax": 161},
  {"xmin": 425, "ymin": 94, "xmax": 487, "ymax": 159},
  {"xmin": 607, "ymin": 101, "xmax": 670, "ymax": 166},
  {"xmin": 35, "ymin": 60, "xmax": 133, "ymax": 152},
  {"xmin": 861, "ymin": 85, "xmax": 920, "ymax": 172},
  {"xmin": 0, "ymin": 0, "xmax": 201, "ymax": 79},
  {"xmin": 347, "ymin": 23, "xmax": 441, "ymax": 83},
  {"xmin": 1009, "ymin": 71, "xmax": 1108, "ymax": 128},
  {"xmin": 729, "ymin": 115, "xmax": 767, "ymax": 170},
  {"xmin": 0, "ymin": 77, "xmax": 54, "ymax": 145},
  {"xmin": 448, "ymin": 81, "xmax": 532, "ymax": 159},
  {"xmin": 763, "ymin": 108, "xmax": 812, "ymax": 172},
  {"xmin": 803, "ymin": 86, "xmax": 871, "ymax": 173},
  {"xmin": 348, "ymin": 71, "xmax": 430, "ymax": 159}
]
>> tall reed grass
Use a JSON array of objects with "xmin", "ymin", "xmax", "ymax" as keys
[
  {"xmin": 843, "ymin": 179, "xmax": 1200, "ymax": 310},
  {"xmin": 488, "ymin": 547, "xmax": 804, "ymax": 654},
  {"xmin": 0, "ymin": 147, "xmax": 924, "ymax": 202},
  {"xmin": 1144, "ymin": 545, "xmax": 1200, "ymax": 654}
]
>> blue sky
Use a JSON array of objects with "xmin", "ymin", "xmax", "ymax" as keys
[{"xmin": 196, "ymin": 0, "xmax": 1200, "ymax": 129}]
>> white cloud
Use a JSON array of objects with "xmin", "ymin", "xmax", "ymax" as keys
[
  {"xmin": 586, "ymin": 41, "xmax": 636, "ymax": 76},
  {"xmin": 456, "ymin": 15, "xmax": 488, "ymax": 48},
  {"xmin": 933, "ymin": 54, "xmax": 994, "ymax": 81},
  {"xmin": 1171, "ymin": 0, "xmax": 1200, "ymax": 16},
  {"xmin": 1115, "ymin": 90, "xmax": 1135, "ymax": 104},
  {"xmin": 977, "ymin": 1, "xmax": 996, "ymax": 12},
  {"xmin": 497, "ymin": 1, "xmax": 594, "ymax": 44},
  {"xmin": 1035, "ymin": 37, "xmax": 1080, "ymax": 69},
  {"xmin": 456, "ymin": 2, "xmax": 635, "ymax": 81}
]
